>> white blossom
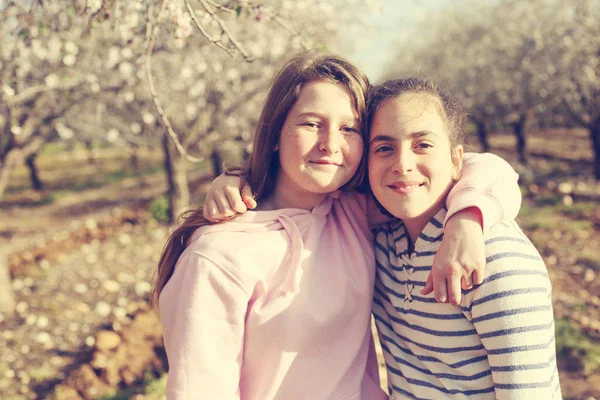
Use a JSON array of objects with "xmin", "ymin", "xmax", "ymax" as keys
[
  {"xmin": 63, "ymin": 54, "xmax": 77, "ymax": 66},
  {"xmin": 45, "ymin": 73, "xmax": 60, "ymax": 88},
  {"xmin": 130, "ymin": 122, "xmax": 142, "ymax": 134},
  {"xmin": 107, "ymin": 129, "xmax": 120, "ymax": 143}
]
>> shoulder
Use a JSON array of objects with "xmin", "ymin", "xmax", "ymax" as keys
[
  {"xmin": 484, "ymin": 221, "xmax": 544, "ymax": 268},
  {"xmin": 182, "ymin": 227, "xmax": 287, "ymax": 288},
  {"xmin": 468, "ymin": 220, "xmax": 551, "ymax": 298}
]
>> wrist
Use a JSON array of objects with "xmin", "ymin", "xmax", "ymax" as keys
[{"xmin": 446, "ymin": 207, "xmax": 483, "ymax": 233}]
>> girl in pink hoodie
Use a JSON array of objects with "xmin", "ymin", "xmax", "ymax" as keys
[{"xmin": 155, "ymin": 51, "xmax": 521, "ymax": 400}]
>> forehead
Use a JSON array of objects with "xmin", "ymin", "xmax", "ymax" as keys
[
  {"xmin": 370, "ymin": 94, "xmax": 448, "ymax": 139},
  {"xmin": 290, "ymin": 79, "xmax": 358, "ymax": 118}
]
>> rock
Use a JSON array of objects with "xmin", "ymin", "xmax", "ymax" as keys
[
  {"xmin": 94, "ymin": 301, "xmax": 111, "ymax": 317},
  {"xmin": 84, "ymin": 219, "xmax": 98, "ymax": 230},
  {"xmin": 35, "ymin": 332, "xmax": 51, "ymax": 344},
  {"xmin": 95, "ymin": 330, "xmax": 122, "ymax": 351},
  {"xmin": 135, "ymin": 281, "xmax": 151, "ymax": 297},
  {"xmin": 37, "ymin": 315, "xmax": 50, "ymax": 328},
  {"xmin": 51, "ymin": 385, "xmax": 83, "ymax": 400},
  {"xmin": 63, "ymin": 364, "xmax": 113, "ymax": 400},
  {"xmin": 558, "ymin": 181, "xmax": 574, "ymax": 194},
  {"xmin": 102, "ymin": 280, "xmax": 120, "ymax": 293},
  {"xmin": 584, "ymin": 268, "xmax": 596, "ymax": 282},
  {"xmin": 73, "ymin": 283, "xmax": 88, "ymax": 294}
]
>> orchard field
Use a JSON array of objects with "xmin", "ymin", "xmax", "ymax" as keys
[
  {"xmin": 0, "ymin": 128, "xmax": 599, "ymax": 399},
  {"xmin": 2, "ymin": 0, "xmax": 600, "ymax": 399}
]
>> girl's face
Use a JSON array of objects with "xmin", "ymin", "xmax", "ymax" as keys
[
  {"xmin": 368, "ymin": 93, "xmax": 463, "ymax": 232},
  {"xmin": 275, "ymin": 79, "xmax": 363, "ymax": 203}
]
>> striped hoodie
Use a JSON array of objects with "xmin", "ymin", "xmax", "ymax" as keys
[{"xmin": 373, "ymin": 208, "xmax": 561, "ymax": 399}]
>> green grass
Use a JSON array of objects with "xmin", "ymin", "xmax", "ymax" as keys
[
  {"xmin": 39, "ymin": 141, "xmax": 70, "ymax": 156},
  {"xmin": 555, "ymin": 318, "xmax": 600, "ymax": 374},
  {"xmin": 150, "ymin": 196, "xmax": 170, "ymax": 224},
  {"xmin": 559, "ymin": 201, "xmax": 597, "ymax": 218},
  {"xmin": 98, "ymin": 372, "xmax": 167, "ymax": 400},
  {"xmin": 144, "ymin": 373, "xmax": 168, "ymax": 395},
  {"xmin": 518, "ymin": 203, "xmax": 593, "ymax": 232}
]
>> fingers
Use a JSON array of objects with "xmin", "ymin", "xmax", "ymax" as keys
[
  {"xmin": 461, "ymin": 275, "xmax": 473, "ymax": 290},
  {"xmin": 203, "ymin": 194, "xmax": 236, "ymax": 221},
  {"xmin": 214, "ymin": 191, "xmax": 237, "ymax": 217},
  {"xmin": 447, "ymin": 272, "xmax": 462, "ymax": 305},
  {"xmin": 224, "ymin": 186, "xmax": 248, "ymax": 214},
  {"xmin": 241, "ymin": 183, "xmax": 257, "ymax": 209},
  {"xmin": 472, "ymin": 268, "xmax": 484, "ymax": 286},
  {"xmin": 420, "ymin": 273, "xmax": 434, "ymax": 295},
  {"xmin": 203, "ymin": 200, "xmax": 220, "ymax": 222},
  {"xmin": 432, "ymin": 275, "xmax": 448, "ymax": 303}
]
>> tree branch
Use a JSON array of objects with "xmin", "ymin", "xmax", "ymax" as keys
[
  {"xmin": 185, "ymin": 0, "xmax": 253, "ymax": 61},
  {"xmin": 145, "ymin": 0, "xmax": 204, "ymax": 163},
  {"xmin": 6, "ymin": 78, "xmax": 85, "ymax": 106}
]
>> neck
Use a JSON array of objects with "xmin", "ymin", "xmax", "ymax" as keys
[
  {"xmin": 261, "ymin": 179, "xmax": 329, "ymax": 211},
  {"xmin": 402, "ymin": 200, "xmax": 446, "ymax": 250}
]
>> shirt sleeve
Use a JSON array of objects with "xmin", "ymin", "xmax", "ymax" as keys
[
  {"xmin": 464, "ymin": 232, "xmax": 560, "ymax": 399},
  {"xmin": 159, "ymin": 250, "xmax": 248, "ymax": 400},
  {"xmin": 445, "ymin": 152, "xmax": 522, "ymax": 235}
]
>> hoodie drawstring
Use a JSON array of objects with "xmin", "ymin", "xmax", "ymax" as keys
[{"xmin": 275, "ymin": 214, "xmax": 304, "ymax": 295}]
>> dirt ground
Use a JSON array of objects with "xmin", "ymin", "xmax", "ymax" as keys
[{"xmin": 1, "ymin": 130, "xmax": 599, "ymax": 399}]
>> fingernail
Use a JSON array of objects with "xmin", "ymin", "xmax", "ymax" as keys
[{"xmin": 439, "ymin": 296, "xmax": 446, "ymax": 303}]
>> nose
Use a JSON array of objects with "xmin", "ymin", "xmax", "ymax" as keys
[
  {"xmin": 318, "ymin": 127, "xmax": 341, "ymax": 154},
  {"xmin": 392, "ymin": 148, "xmax": 415, "ymax": 175}
]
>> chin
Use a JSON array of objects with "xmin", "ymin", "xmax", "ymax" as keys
[{"xmin": 383, "ymin": 203, "xmax": 424, "ymax": 220}]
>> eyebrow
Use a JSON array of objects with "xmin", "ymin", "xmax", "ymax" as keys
[
  {"xmin": 370, "ymin": 130, "xmax": 438, "ymax": 144},
  {"xmin": 296, "ymin": 112, "xmax": 359, "ymax": 123}
]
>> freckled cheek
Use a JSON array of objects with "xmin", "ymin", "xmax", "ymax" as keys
[
  {"xmin": 368, "ymin": 159, "xmax": 385, "ymax": 183},
  {"xmin": 344, "ymin": 136, "xmax": 364, "ymax": 160},
  {"xmin": 282, "ymin": 131, "xmax": 320, "ymax": 156}
]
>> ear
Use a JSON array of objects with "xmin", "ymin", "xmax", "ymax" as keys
[{"xmin": 451, "ymin": 145, "xmax": 464, "ymax": 180}]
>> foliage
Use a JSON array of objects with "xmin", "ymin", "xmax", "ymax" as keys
[
  {"xmin": 555, "ymin": 318, "xmax": 600, "ymax": 374},
  {"xmin": 381, "ymin": 0, "xmax": 600, "ymax": 175},
  {"xmin": 0, "ymin": 0, "xmax": 379, "ymax": 203},
  {"xmin": 150, "ymin": 195, "xmax": 171, "ymax": 224}
]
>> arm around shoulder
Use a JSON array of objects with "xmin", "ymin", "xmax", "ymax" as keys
[
  {"xmin": 159, "ymin": 249, "xmax": 249, "ymax": 399},
  {"xmin": 446, "ymin": 152, "xmax": 522, "ymax": 235}
]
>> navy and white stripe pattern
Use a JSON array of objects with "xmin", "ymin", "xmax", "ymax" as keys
[{"xmin": 372, "ymin": 208, "xmax": 562, "ymax": 399}]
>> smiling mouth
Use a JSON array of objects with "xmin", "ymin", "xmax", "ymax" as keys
[
  {"xmin": 388, "ymin": 182, "xmax": 424, "ymax": 193},
  {"xmin": 310, "ymin": 161, "xmax": 342, "ymax": 166}
]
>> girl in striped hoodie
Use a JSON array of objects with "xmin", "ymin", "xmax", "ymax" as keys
[{"xmin": 367, "ymin": 78, "xmax": 561, "ymax": 399}]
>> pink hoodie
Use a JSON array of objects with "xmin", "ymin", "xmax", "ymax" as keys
[{"xmin": 159, "ymin": 152, "xmax": 520, "ymax": 400}]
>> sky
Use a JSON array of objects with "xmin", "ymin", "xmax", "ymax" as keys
[{"xmin": 337, "ymin": 0, "xmax": 451, "ymax": 82}]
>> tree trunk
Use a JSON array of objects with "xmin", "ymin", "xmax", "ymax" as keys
[
  {"xmin": 129, "ymin": 146, "xmax": 139, "ymax": 171},
  {"xmin": 161, "ymin": 134, "xmax": 190, "ymax": 223},
  {"xmin": 0, "ymin": 152, "xmax": 18, "ymax": 202},
  {"xmin": 511, "ymin": 115, "xmax": 529, "ymax": 164},
  {"xmin": 590, "ymin": 117, "xmax": 600, "ymax": 180},
  {"xmin": 26, "ymin": 152, "xmax": 44, "ymax": 191},
  {"xmin": 84, "ymin": 141, "xmax": 95, "ymax": 164},
  {"xmin": 211, "ymin": 148, "xmax": 223, "ymax": 177},
  {"xmin": 0, "ymin": 252, "xmax": 15, "ymax": 315},
  {"xmin": 474, "ymin": 120, "xmax": 490, "ymax": 152}
]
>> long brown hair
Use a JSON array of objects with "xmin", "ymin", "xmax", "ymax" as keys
[{"xmin": 152, "ymin": 50, "xmax": 370, "ymax": 306}]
